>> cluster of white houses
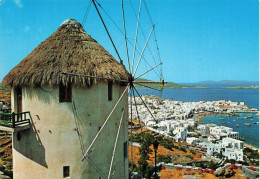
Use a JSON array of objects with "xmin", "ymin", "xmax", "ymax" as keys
[
  {"xmin": 130, "ymin": 95, "xmax": 249, "ymax": 161},
  {"xmin": 193, "ymin": 125, "xmax": 244, "ymax": 161}
]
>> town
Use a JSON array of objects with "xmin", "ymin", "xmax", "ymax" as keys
[{"xmin": 128, "ymin": 95, "xmax": 259, "ymax": 178}]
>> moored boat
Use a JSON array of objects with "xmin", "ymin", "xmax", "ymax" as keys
[{"xmin": 244, "ymin": 123, "xmax": 251, "ymax": 126}]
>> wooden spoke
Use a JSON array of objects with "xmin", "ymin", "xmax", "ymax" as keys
[
  {"xmin": 134, "ymin": 83, "xmax": 161, "ymax": 92},
  {"xmin": 108, "ymin": 109, "xmax": 124, "ymax": 179},
  {"xmin": 121, "ymin": 0, "xmax": 131, "ymax": 73},
  {"xmin": 133, "ymin": 86, "xmax": 157, "ymax": 123},
  {"xmin": 131, "ymin": 0, "xmax": 142, "ymax": 74},
  {"xmin": 133, "ymin": 25, "xmax": 155, "ymax": 77},
  {"xmin": 92, "ymin": 0, "xmax": 123, "ymax": 63},
  {"xmin": 133, "ymin": 90, "xmax": 143, "ymax": 132},
  {"xmin": 134, "ymin": 62, "xmax": 162, "ymax": 80},
  {"xmin": 82, "ymin": 85, "xmax": 129, "ymax": 161},
  {"xmin": 130, "ymin": 87, "xmax": 134, "ymax": 171}
]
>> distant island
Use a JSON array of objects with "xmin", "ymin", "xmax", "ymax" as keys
[
  {"xmin": 135, "ymin": 78, "xmax": 207, "ymax": 89},
  {"xmin": 224, "ymin": 85, "xmax": 259, "ymax": 89},
  {"xmin": 180, "ymin": 80, "xmax": 259, "ymax": 89}
]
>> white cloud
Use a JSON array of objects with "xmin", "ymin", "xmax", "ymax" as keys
[
  {"xmin": 13, "ymin": 0, "xmax": 23, "ymax": 8},
  {"xmin": 24, "ymin": 26, "xmax": 31, "ymax": 33},
  {"xmin": 0, "ymin": 0, "xmax": 4, "ymax": 6}
]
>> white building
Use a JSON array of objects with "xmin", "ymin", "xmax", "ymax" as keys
[
  {"xmin": 207, "ymin": 143, "xmax": 221, "ymax": 156},
  {"xmin": 210, "ymin": 126, "xmax": 239, "ymax": 139},
  {"xmin": 198, "ymin": 123, "xmax": 217, "ymax": 135},
  {"xmin": 173, "ymin": 127, "xmax": 187, "ymax": 142},
  {"xmin": 224, "ymin": 148, "xmax": 243, "ymax": 161},
  {"xmin": 221, "ymin": 138, "xmax": 244, "ymax": 161},
  {"xmin": 222, "ymin": 138, "xmax": 244, "ymax": 150},
  {"xmin": 186, "ymin": 137, "xmax": 199, "ymax": 145}
]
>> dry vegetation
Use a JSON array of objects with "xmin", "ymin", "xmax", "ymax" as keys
[
  {"xmin": 0, "ymin": 87, "xmax": 11, "ymax": 103},
  {"xmin": 160, "ymin": 168, "xmax": 247, "ymax": 179},
  {"xmin": 2, "ymin": 19, "xmax": 130, "ymax": 88},
  {"xmin": 0, "ymin": 134, "xmax": 12, "ymax": 161},
  {"xmin": 128, "ymin": 128, "xmax": 246, "ymax": 178},
  {"xmin": 129, "ymin": 127, "xmax": 204, "ymax": 167},
  {"xmin": 0, "ymin": 132, "xmax": 12, "ymax": 175},
  {"xmin": 219, "ymin": 105, "xmax": 232, "ymax": 108}
]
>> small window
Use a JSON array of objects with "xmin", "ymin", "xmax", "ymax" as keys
[
  {"xmin": 17, "ymin": 132, "xmax": 21, "ymax": 141},
  {"xmin": 108, "ymin": 81, "xmax": 112, "ymax": 101},
  {"xmin": 124, "ymin": 141, "xmax": 127, "ymax": 158},
  {"xmin": 59, "ymin": 83, "xmax": 72, "ymax": 102},
  {"xmin": 63, "ymin": 166, "xmax": 70, "ymax": 178}
]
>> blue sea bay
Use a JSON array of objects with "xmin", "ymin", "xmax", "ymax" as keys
[
  {"xmin": 137, "ymin": 88, "xmax": 259, "ymax": 147},
  {"xmin": 137, "ymin": 88, "xmax": 259, "ymax": 110},
  {"xmin": 200, "ymin": 113, "xmax": 259, "ymax": 147}
]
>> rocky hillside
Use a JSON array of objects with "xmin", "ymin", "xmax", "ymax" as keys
[{"xmin": 0, "ymin": 132, "xmax": 12, "ymax": 178}]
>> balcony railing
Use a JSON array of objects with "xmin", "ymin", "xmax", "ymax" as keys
[{"xmin": 0, "ymin": 112, "xmax": 30, "ymax": 128}]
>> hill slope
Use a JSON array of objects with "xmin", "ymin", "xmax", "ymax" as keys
[
  {"xmin": 135, "ymin": 78, "xmax": 205, "ymax": 89},
  {"xmin": 180, "ymin": 80, "xmax": 259, "ymax": 88}
]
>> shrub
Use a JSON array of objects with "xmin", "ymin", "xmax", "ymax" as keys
[
  {"xmin": 157, "ymin": 155, "xmax": 172, "ymax": 163},
  {"xmin": 179, "ymin": 147, "xmax": 187, "ymax": 153},
  {"xmin": 249, "ymin": 166, "xmax": 256, "ymax": 171},
  {"xmin": 152, "ymin": 125, "xmax": 159, "ymax": 130},
  {"xmin": 176, "ymin": 167, "xmax": 182, "ymax": 171},
  {"xmin": 198, "ymin": 168, "xmax": 202, "ymax": 174},
  {"xmin": 137, "ymin": 133, "xmax": 155, "ymax": 178},
  {"xmin": 209, "ymin": 169, "xmax": 214, "ymax": 174},
  {"xmin": 191, "ymin": 150, "xmax": 196, "ymax": 155},
  {"xmin": 159, "ymin": 137, "xmax": 175, "ymax": 151},
  {"xmin": 243, "ymin": 148, "xmax": 259, "ymax": 160},
  {"xmin": 230, "ymin": 164, "xmax": 237, "ymax": 169},
  {"xmin": 186, "ymin": 168, "xmax": 191, "ymax": 171},
  {"xmin": 186, "ymin": 155, "xmax": 194, "ymax": 160}
]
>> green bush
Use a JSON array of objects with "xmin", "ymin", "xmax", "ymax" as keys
[
  {"xmin": 186, "ymin": 155, "xmax": 194, "ymax": 160},
  {"xmin": 243, "ymin": 148, "xmax": 259, "ymax": 160},
  {"xmin": 138, "ymin": 133, "xmax": 155, "ymax": 178},
  {"xmin": 179, "ymin": 147, "xmax": 187, "ymax": 153},
  {"xmin": 157, "ymin": 155, "xmax": 172, "ymax": 163},
  {"xmin": 159, "ymin": 137, "xmax": 175, "ymax": 151},
  {"xmin": 191, "ymin": 150, "xmax": 196, "ymax": 155}
]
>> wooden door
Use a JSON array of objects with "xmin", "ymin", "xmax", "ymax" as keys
[{"xmin": 17, "ymin": 87, "xmax": 22, "ymax": 114}]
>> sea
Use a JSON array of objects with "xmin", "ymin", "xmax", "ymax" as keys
[{"xmin": 137, "ymin": 88, "xmax": 259, "ymax": 148}]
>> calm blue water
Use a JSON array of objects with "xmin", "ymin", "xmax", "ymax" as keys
[
  {"xmin": 200, "ymin": 113, "xmax": 259, "ymax": 147},
  {"xmin": 137, "ymin": 88, "xmax": 259, "ymax": 147},
  {"xmin": 137, "ymin": 88, "xmax": 259, "ymax": 110}
]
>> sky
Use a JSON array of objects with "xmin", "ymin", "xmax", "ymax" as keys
[{"xmin": 0, "ymin": 0, "xmax": 259, "ymax": 83}]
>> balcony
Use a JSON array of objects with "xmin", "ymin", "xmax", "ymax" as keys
[{"xmin": 0, "ymin": 112, "xmax": 30, "ymax": 132}]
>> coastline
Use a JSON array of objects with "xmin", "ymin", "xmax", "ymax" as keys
[
  {"xmin": 244, "ymin": 143, "xmax": 259, "ymax": 151},
  {"xmin": 197, "ymin": 112, "xmax": 219, "ymax": 123},
  {"xmin": 197, "ymin": 113, "xmax": 259, "ymax": 150}
]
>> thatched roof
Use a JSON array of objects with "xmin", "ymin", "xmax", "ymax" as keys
[{"xmin": 2, "ymin": 19, "xmax": 131, "ymax": 87}]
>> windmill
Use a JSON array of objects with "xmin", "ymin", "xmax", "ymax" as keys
[
  {"xmin": 1, "ymin": 0, "xmax": 165, "ymax": 178},
  {"xmin": 79, "ymin": 0, "xmax": 166, "ymax": 176}
]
